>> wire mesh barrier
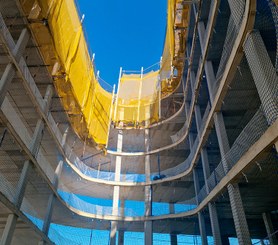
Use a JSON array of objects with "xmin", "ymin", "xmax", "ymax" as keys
[
  {"xmin": 267, "ymin": 0, "xmax": 278, "ymax": 70},
  {"xmin": 212, "ymin": 0, "xmax": 245, "ymax": 98},
  {"xmin": 197, "ymin": 107, "xmax": 269, "ymax": 202},
  {"xmin": 1, "ymin": 80, "xmax": 215, "ymax": 186},
  {"xmin": 243, "ymin": 31, "xmax": 278, "ymax": 125},
  {"xmin": 57, "ymin": 172, "xmax": 197, "ymax": 218},
  {"xmin": 112, "ymin": 70, "xmax": 160, "ymax": 128}
]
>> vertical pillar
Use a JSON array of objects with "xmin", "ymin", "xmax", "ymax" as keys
[
  {"xmin": 41, "ymin": 160, "xmax": 63, "ymax": 238},
  {"xmin": 0, "ymin": 63, "xmax": 15, "ymax": 106},
  {"xmin": 188, "ymin": 133, "xmax": 208, "ymax": 245},
  {"xmin": 195, "ymin": 105, "xmax": 223, "ymax": 245},
  {"xmin": 170, "ymin": 233, "xmax": 178, "ymax": 245},
  {"xmin": 118, "ymin": 230, "xmax": 124, "ymax": 245},
  {"xmin": 118, "ymin": 200, "xmax": 125, "ymax": 245},
  {"xmin": 144, "ymin": 128, "xmax": 152, "ymax": 245},
  {"xmin": 41, "ymin": 194, "xmax": 55, "ymax": 235},
  {"xmin": 260, "ymin": 239, "xmax": 265, "ymax": 245},
  {"xmin": 169, "ymin": 204, "xmax": 178, "ymax": 245},
  {"xmin": 203, "ymin": 38, "xmax": 251, "ymax": 244},
  {"xmin": 0, "ymin": 214, "xmax": 17, "ymax": 245},
  {"xmin": 243, "ymin": 31, "xmax": 278, "ymax": 126},
  {"xmin": 214, "ymin": 112, "xmax": 251, "ymax": 245},
  {"xmin": 12, "ymin": 28, "xmax": 30, "ymax": 61},
  {"xmin": 110, "ymin": 130, "xmax": 123, "ymax": 245},
  {"xmin": 262, "ymin": 213, "xmax": 278, "ymax": 245},
  {"xmin": 190, "ymin": 69, "xmax": 222, "ymax": 245},
  {"xmin": 13, "ymin": 160, "xmax": 32, "ymax": 207},
  {"xmin": 221, "ymin": 235, "xmax": 230, "ymax": 245}
]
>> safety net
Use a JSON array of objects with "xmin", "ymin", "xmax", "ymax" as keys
[{"xmin": 19, "ymin": 0, "xmax": 190, "ymax": 146}]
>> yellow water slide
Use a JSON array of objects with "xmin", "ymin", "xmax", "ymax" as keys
[{"xmin": 20, "ymin": 0, "xmax": 190, "ymax": 147}]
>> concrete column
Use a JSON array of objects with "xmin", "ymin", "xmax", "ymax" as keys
[
  {"xmin": 41, "ymin": 160, "xmax": 63, "ymax": 238},
  {"xmin": 188, "ymin": 133, "xmax": 208, "ymax": 245},
  {"xmin": 169, "ymin": 204, "xmax": 178, "ymax": 245},
  {"xmin": 196, "ymin": 109, "xmax": 222, "ymax": 245},
  {"xmin": 118, "ymin": 200, "xmax": 125, "ymax": 245},
  {"xmin": 144, "ymin": 128, "xmax": 152, "ymax": 245},
  {"xmin": 0, "ymin": 63, "xmax": 15, "ymax": 106},
  {"xmin": 110, "ymin": 130, "xmax": 123, "ymax": 245},
  {"xmin": 0, "ymin": 214, "xmax": 17, "ymax": 245},
  {"xmin": 262, "ymin": 212, "xmax": 278, "ymax": 245},
  {"xmin": 118, "ymin": 230, "xmax": 124, "ymax": 245},
  {"xmin": 193, "ymin": 169, "xmax": 208, "ymax": 245},
  {"xmin": 170, "ymin": 233, "xmax": 178, "ymax": 245},
  {"xmin": 12, "ymin": 28, "xmax": 30, "ymax": 61},
  {"xmin": 221, "ymin": 235, "xmax": 230, "ymax": 245},
  {"xmin": 188, "ymin": 64, "xmax": 223, "ymax": 244},
  {"xmin": 214, "ymin": 112, "xmax": 251, "ymax": 245},
  {"xmin": 260, "ymin": 240, "xmax": 265, "ymax": 245},
  {"xmin": 14, "ymin": 160, "xmax": 32, "ymax": 208},
  {"xmin": 243, "ymin": 31, "xmax": 278, "ymax": 126},
  {"xmin": 42, "ymin": 194, "xmax": 55, "ymax": 235},
  {"xmin": 203, "ymin": 46, "xmax": 251, "ymax": 244}
]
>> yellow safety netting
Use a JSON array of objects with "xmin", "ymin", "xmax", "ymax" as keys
[
  {"xmin": 113, "ymin": 71, "xmax": 160, "ymax": 127},
  {"xmin": 19, "ymin": 0, "xmax": 190, "ymax": 146}
]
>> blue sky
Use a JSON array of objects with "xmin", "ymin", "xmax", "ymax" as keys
[{"xmin": 75, "ymin": 0, "xmax": 167, "ymax": 86}]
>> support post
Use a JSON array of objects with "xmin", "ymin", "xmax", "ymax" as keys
[
  {"xmin": 203, "ymin": 38, "xmax": 251, "ymax": 244},
  {"xmin": 170, "ymin": 233, "xmax": 178, "ymax": 245},
  {"xmin": 13, "ymin": 160, "xmax": 32, "ymax": 208},
  {"xmin": 110, "ymin": 130, "xmax": 123, "ymax": 245},
  {"xmin": 117, "ymin": 200, "xmax": 125, "ymax": 245},
  {"xmin": 0, "ymin": 214, "xmax": 17, "ymax": 245},
  {"xmin": 214, "ymin": 112, "xmax": 251, "ymax": 245},
  {"xmin": 144, "ymin": 128, "xmax": 152, "ymax": 245},
  {"xmin": 114, "ymin": 67, "xmax": 122, "ymax": 125},
  {"xmin": 188, "ymin": 134, "xmax": 208, "ymax": 245},
  {"xmin": 190, "ymin": 70, "xmax": 222, "ymax": 244},
  {"xmin": 169, "ymin": 204, "xmax": 178, "ymax": 245},
  {"xmin": 221, "ymin": 235, "xmax": 230, "ymax": 245},
  {"xmin": 0, "ymin": 63, "xmax": 15, "ymax": 106},
  {"xmin": 41, "ymin": 160, "xmax": 63, "ymax": 238},
  {"xmin": 137, "ymin": 67, "xmax": 144, "ymax": 124},
  {"xmin": 12, "ymin": 28, "xmax": 30, "ymax": 61},
  {"xmin": 262, "ymin": 213, "xmax": 278, "ymax": 245}
]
